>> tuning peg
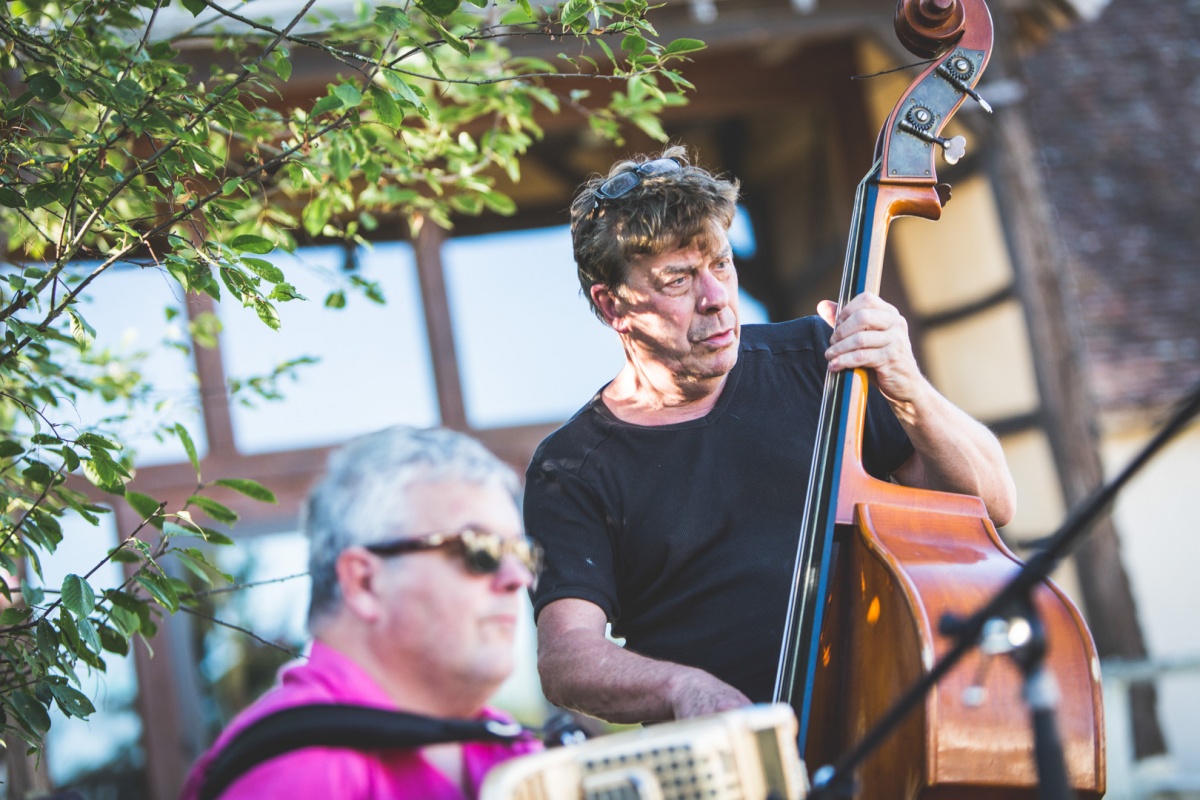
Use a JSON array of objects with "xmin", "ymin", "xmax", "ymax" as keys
[
  {"xmin": 939, "ymin": 134, "xmax": 966, "ymax": 165},
  {"xmin": 897, "ymin": 118, "xmax": 968, "ymax": 165},
  {"xmin": 937, "ymin": 55, "xmax": 994, "ymax": 113},
  {"xmin": 963, "ymin": 86, "xmax": 993, "ymax": 114}
]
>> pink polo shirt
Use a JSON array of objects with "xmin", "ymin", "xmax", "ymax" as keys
[{"xmin": 180, "ymin": 641, "xmax": 542, "ymax": 800}]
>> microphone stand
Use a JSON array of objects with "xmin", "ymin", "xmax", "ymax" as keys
[{"xmin": 809, "ymin": 378, "xmax": 1200, "ymax": 800}]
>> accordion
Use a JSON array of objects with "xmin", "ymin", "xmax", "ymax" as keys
[{"xmin": 481, "ymin": 703, "xmax": 808, "ymax": 800}]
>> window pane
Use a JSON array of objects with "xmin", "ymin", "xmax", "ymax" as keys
[
  {"xmin": 219, "ymin": 244, "xmax": 438, "ymax": 453},
  {"xmin": 64, "ymin": 264, "xmax": 204, "ymax": 466},
  {"xmin": 41, "ymin": 510, "xmax": 144, "ymax": 789},
  {"xmin": 442, "ymin": 226, "xmax": 623, "ymax": 429},
  {"xmin": 195, "ymin": 530, "xmax": 311, "ymax": 734}
]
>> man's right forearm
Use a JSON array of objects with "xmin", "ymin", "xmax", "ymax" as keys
[{"xmin": 537, "ymin": 624, "xmax": 750, "ymax": 724}]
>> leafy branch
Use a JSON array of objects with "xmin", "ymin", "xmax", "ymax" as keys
[{"xmin": 0, "ymin": 0, "xmax": 703, "ymax": 758}]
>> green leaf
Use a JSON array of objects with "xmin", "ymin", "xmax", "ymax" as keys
[
  {"xmin": 382, "ymin": 72, "xmax": 428, "ymax": 118},
  {"xmin": 200, "ymin": 528, "xmax": 235, "ymax": 546},
  {"xmin": 61, "ymin": 574, "xmax": 97, "ymax": 617},
  {"xmin": 186, "ymin": 494, "xmax": 239, "ymax": 524},
  {"xmin": 230, "ymin": 234, "xmax": 275, "ymax": 255},
  {"xmin": 375, "ymin": 5, "xmax": 413, "ymax": 28},
  {"xmin": 264, "ymin": 48, "xmax": 292, "ymax": 82},
  {"xmin": 172, "ymin": 550, "xmax": 213, "ymax": 584},
  {"xmin": 49, "ymin": 682, "xmax": 96, "ymax": 718},
  {"xmin": 20, "ymin": 580, "xmax": 44, "ymax": 607},
  {"xmin": 368, "ymin": 85, "xmax": 403, "ymax": 128},
  {"xmin": 0, "ymin": 187, "xmax": 26, "ymax": 208},
  {"xmin": 163, "ymin": 521, "xmax": 201, "ymax": 539},
  {"xmin": 302, "ymin": 197, "xmax": 331, "ymax": 238},
  {"xmin": 135, "ymin": 573, "xmax": 179, "ymax": 613},
  {"xmin": 324, "ymin": 290, "xmax": 346, "ymax": 309},
  {"xmin": 310, "ymin": 93, "xmax": 343, "ymax": 117},
  {"xmin": 180, "ymin": 0, "xmax": 206, "ymax": 16},
  {"xmin": 417, "ymin": 0, "xmax": 460, "ymax": 17},
  {"xmin": 109, "ymin": 548, "xmax": 142, "ymax": 564},
  {"xmin": 0, "ymin": 440, "xmax": 24, "ymax": 458},
  {"xmin": 253, "ymin": 297, "xmax": 281, "ymax": 330},
  {"xmin": 28, "ymin": 73, "xmax": 62, "ymax": 101},
  {"xmin": 77, "ymin": 616, "xmax": 102, "ymax": 655},
  {"xmin": 10, "ymin": 691, "xmax": 51, "ymax": 734},
  {"xmin": 82, "ymin": 458, "xmax": 124, "ymax": 494},
  {"xmin": 105, "ymin": 590, "xmax": 144, "ymax": 615},
  {"xmin": 561, "ymin": 0, "xmax": 592, "ymax": 27},
  {"xmin": 126, "ymin": 491, "xmax": 162, "ymax": 523},
  {"xmin": 25, "ymin": 460, "xmax": 57, "ymax": 489},
  {"xmin": 435, "ymin": 21, "xmax": 470, "ymax": 56},
  {"xmin": 664, "ymin": 38, "xmax": 706, "ymax": 56},
  {"xmin": 36, "ymin": 619, "xmax": 59, "ymax": 660},
  {"xmin": 57, "ymin": 609, "xmax": 81, "ymax": 654},
  {"xmin": 0, "ymin": 607, "xmax": 29, "ymax": 625},
  {"xmin": 241, "ymin": 257, "xmax": 285, "ymax": 283},
  {"xmin": 632, "ymin": 112, "xmax": 668, "ymax": 142},
  {"xmin": 269, "ymin": 283, "xmax": 305, "ymax": 302},
  {"xmin": 148, "ymin": 40, "xmax": 177, "ymax": 60},
  {"xmin": 500, "ymin": 3, "xmax": 534, "ymax": 23},
  {"xmin": 77, "ymin": 432, "xmax": 120, "ymax": 451},
  {"xmin": 60, "ymin": 445, "xmax": 80, "ymax": 472},
  {"xmin": 98, "ymin": 624, "xmax": 129, "ymax": 656},
  {"xmin": 174, "ymin": 423, "xmax": 201, "ymax": 480},
  {"xmin": 330, "ymin": 145, "xmax": 352, "ymax": 182},
  {"xmin": 480, "ymin": 190, "xmax": 517, "ymax": 215},
  {"xmin": 333, "ymin": 84, "xmax": 362, "ymax": 109},
  {"xmin": 596, "ymin": 37, "xmax": 616, "ymax": 65},
  {"xmin": 174, "ymin": 547, "xmax": 233, "ymax": 584},
  {"xmin": 214, "ymin": 478, "xmax": 277, "ymax": 503},
  {"xmin": 451, "ymin": 193, "xmax": 481, "ymax": 214}
]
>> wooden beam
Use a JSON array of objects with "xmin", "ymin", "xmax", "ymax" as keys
[
  {"xmin": 988, "ymin": 95, "xmax": 1166, "ymax": 758},
  {"xmin": 122, "ymin": 499, "xmax": 197, "ymax": 800},
  {"xmin": 414, "ymin": 222, "xmax": 468, "ymax": 431},
  {"xmin": 187, "ymin": 292, "xmax": 237, "ymax": 457}
]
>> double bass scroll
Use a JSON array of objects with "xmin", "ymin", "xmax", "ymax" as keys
[{"xmin": 773, "ymin": 1, "xmax": 1106, "ymax": 798}]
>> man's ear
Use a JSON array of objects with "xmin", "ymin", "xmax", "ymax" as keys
[
  {"xmin": 335, "ymin": 548, "xmax": 384, "ymax": 623},
  {"xmin": 590, "ymin": 284, "xmax": 629, "ymax": 333}
]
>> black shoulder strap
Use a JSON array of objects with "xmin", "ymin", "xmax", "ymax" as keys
[{"xmin": 198, "ymin": 704, "xmax": 527, "ymax": 800}]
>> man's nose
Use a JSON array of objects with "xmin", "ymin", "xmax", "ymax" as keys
[
  {"xmin": 493, "ymin": 554, "xmax": 534, "ymax": 592},
  {"xmin": 695, "ymin": 268, "xmax": 729, "ymax": 312}
]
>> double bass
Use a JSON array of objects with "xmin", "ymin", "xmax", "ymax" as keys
[{"xmin": 773, "ymin": 1, "xmax": 1106, "ymax": 797}]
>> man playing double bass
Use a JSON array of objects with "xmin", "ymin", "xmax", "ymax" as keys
[{"xmin": 524, "ymin": 146, "xmax": 1017, "ymax": 723}]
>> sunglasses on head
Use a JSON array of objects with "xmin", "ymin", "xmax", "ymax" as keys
[
  {"xmin": 364, "ymin": 526, "xmax": 543, "ymax": 579},
  {"xmin": 592, "ymin": 157, "xmax": 682, "ymax": 208}
]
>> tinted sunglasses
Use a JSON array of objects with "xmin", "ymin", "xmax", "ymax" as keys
[
  {"xmin": 364, "ymin": 526, "xmax": 543, "ymax": 579},
  {"xmin": 592, "ymin": 157, "xmax": 682, "ymax": 206}
]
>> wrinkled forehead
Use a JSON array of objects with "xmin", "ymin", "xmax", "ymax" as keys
[{"xmin": 621, "ymin": 215, "xmax": 730, "ymax": 267}]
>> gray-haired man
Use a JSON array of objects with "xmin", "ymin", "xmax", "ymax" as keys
[{"xmin": 182, "ymin": 426, "xmax": 542, "ymax": 800}]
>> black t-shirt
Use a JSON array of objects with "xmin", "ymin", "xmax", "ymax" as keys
[{"xmin": 524, "ymin": 317, "xmax": 914, "ymax": 703}]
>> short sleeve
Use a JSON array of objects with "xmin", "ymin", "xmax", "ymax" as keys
[
  {"xmin": 863, "ymin": 384, "xmax": 914, "ymax": 479},
  {"xmin": 524, "ymin": 458, "xmax": 621, "ymax": 622},
  {"xmin": 803, "ymin": 318, "xmax": 912, "ymax": 479}
]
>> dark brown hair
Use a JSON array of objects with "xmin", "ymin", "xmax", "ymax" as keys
[{"xmin": 570, "ymin": 145, "xmax": 740, "ymax": 319}]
